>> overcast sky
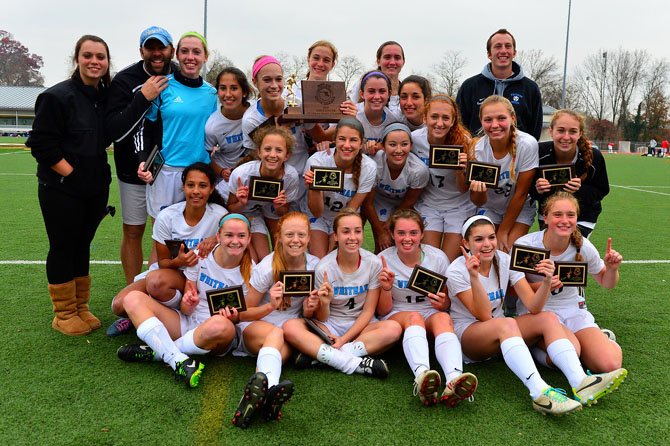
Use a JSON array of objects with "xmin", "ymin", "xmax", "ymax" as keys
[{"xmin": 4, "ymin": 0, "xmax": 669, "ymax": 87}]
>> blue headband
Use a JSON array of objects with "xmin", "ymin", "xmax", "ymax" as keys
[
  {"xmin": 219, "ymin": 213, "xmax": 251, "ymax": 229},
  {"xmin": 381, "ymin": 122, "xmax": 412, "ymax": 142},
  {"xmin": 361, "ymin": 71, "xmax": 388, "ymax": 87}
]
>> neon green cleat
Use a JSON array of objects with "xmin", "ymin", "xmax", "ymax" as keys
[
  {"xmin": 573, "ymin": 368, "xmax": 627, "ymax": 406},
  {"xmin": 533, "ymin": 387, "xmax": 582, "ymax": 416}
]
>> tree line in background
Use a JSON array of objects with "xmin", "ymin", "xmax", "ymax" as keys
[{"xmin": 2, "ymin": 29, "xmax": 668, "ymax": 143}]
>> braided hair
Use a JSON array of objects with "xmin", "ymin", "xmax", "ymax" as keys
[
  {"xmin": 479, "ymin": 95, "xmax": 517, "ymax": 180},
  {"xmin": 550, "ymin": 109, "xmax": 594, "ymax": 181}
]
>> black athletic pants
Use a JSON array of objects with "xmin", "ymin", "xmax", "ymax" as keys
[{"xmin": 38, "ymin": 183, "xmax": 109, "ymax": 284}]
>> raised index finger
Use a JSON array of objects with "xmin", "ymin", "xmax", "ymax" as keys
[
  {"xmin": 460, "ymin": 246, "xmax": 470, "ymax": 259},
  {"xmin": 322, "ymin": 270, "xmax": 329, "ymax": 285},
  {"xmin": 606, "ymin": 237, "xmax": 612, "ymax": 254},
  {"xmin": 381, "ymin": 255, "xmax": 388, "ymax": 269}
]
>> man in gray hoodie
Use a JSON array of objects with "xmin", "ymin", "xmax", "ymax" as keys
[{"xmin": 456, "ymin": 29, "xmax": 543, "ymax": 140}]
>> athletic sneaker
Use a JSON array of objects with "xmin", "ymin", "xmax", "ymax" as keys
[
  {"xmin": 232, "ymin": 372, "xmax": 268, "ymax": 429},
  {"xmin": 413, "ymin": 370, "xmax": 441, "ymax": 406},
  {"xmin": 355, "ymin": 357, "xmax": 389, "ymax": 379},
  {"xmin": 294, "ymin": 352, "xmax": 321, "ymax": 370},
  {"xmin": 174, "ymin": 358, "xmax": 205, "ymax": 388},
  {"xmin": 116, "ymin": 344, "xmax": 155, "ymax": 362},
  {"xmin": 262, "ymin": 380, "xmax": 295, "ymax": 421},
  {"xmin": 106, "ymin": 318, "xmax": 134, "ymax": 337},
  {"xmin": 573, "ymin": 368, "xmax": 627, "ymax": 406},
  {"xmin": 441, "ymin": 372, "xmax": 478, "ymax": 408},
  {"xmin": 532, "ymin": 387, "xmax": 582, "ymax": 416},
  {"xmin": 601, "ymin": 328, "xmax": 617, "ymax": 342}
]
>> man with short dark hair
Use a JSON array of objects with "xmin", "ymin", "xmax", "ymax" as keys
[
  {"xmin": 456, "ymin": 28, "xmax": 543, "ymax": 140},
  {"xmin": 105, "ymin": 26, "xmax": 175, "ymax": 285}
]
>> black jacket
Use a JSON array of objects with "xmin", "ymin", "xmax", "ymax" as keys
[
  {"xmin": 456, "ymin": 62, "xmax": 543, "ymax": 140},
  {"xmin": 105, "ymin": 61, "xmax": 155, "ymax": 185},
  {"xmin": 27, "ymin": 77, "xmax": 111, "ymax": 197},
  {"xmin": 531, "ymin": 141, "xmax": 610, "ymax": 224}
]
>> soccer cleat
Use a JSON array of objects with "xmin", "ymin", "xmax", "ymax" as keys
[
  {"xmin": 232, "ymin": 372, "xmax": 268, "ymax": 429},
  {"xmin": 413, "ymin": 370, "xmax": 441, "ymax": 406},
  {"xmin": 356, "ymin": 357, "xmax": 389, "ymax": 379},
  {"xmin": 262, "ymin": 380, "xmax": 295, "ymax": 421},
  {"xmin": 573, "ymin": 368, "xmax": 627, "ymax": 406},
  {"xmin": 106, "ymin": 318, "xmax": 134, "ymax": 337},
  {"xmin": 294, "ymin": 352, "xmax": 321, "ymax": 370},
  {"xmin": 532, "ymin": 387, "xmax": 582, "ymax": 416},
  {"xmin": 601, "ymin": 328, "xmax": 617, "ymax": 342},
  {"xmin": 116, "ymin": 344, "xmax": 155, "ymax": 362},
  {"xmin": 174, "ymin": 358, "xmax": 205, "ymax": 388},
  {"xmin": 441, "ymin": 372, "xmax": 478, "ymax": 408}
]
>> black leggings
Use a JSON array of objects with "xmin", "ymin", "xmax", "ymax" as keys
[{"xmin": 38, "ymin": 184, "xmax": 109, "ymax": 284}]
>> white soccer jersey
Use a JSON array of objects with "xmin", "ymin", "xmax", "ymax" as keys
[
  {"xmin": 355, "ymin": 104, "xmax": 401, "ymax": 142},
  {"xmin": 241, "ymin": 100, "xmax": 313, "ymax": 174},
  {"xmin": 373, "ymin": 151, "xmax": 429, "ymax": 221},
  {"xmin": 224, "ymin": 160, "xmax": 300, "ymax": 219},
  {"xmin": 316, "ymin": 249, "xmax": 382, "ymax": 323},
  {"xmin": 249, "ymin": 252, "xmax": 320, "ymax": 327},
  {"xmin": 304, "ymin": 149, "xmax": 376, "ymax": 220},
  {"xmin": 447, "ymin": 251, "xmax": 524, "ymax": 326},
  {"xmin": 411, "ymin": 127, "xmax": 473, "ymax": 211},
  {"xmin": 378, "ymin": 244, "xmax": 450, "ymax": 313},
  {"xmin": 153, "ymin": 202, "xmax": 228, "ymax": 250},
  {"xmin": 473, "ymin": 130, "xmax": 538, "ymax": 216},
  {"xmin": 515, "ymin": 230, "xmax": 605, "ymax": 312},
  {"xmin": 184, "ymin": 246, "xmax": 249, "ymax": 323},
  {"xmin": 205, "ymin": 109, "xmax": 246, "ymax": 169}
]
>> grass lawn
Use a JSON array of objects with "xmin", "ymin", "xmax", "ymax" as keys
[{"xmin": 0, "ymin": 151, "xmax": 668, "ymax": 445}]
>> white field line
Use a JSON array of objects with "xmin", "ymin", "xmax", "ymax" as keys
[
  {"xmin": 0, "ymin": 173, "xmax": 33, "ymax": 176},
  {"xmin": 0, "ymin": 150, "xmax": 29, "ymax": 155},
  {"xmin": 611, "ymin": 184, "xmax": 670, "ymax": 196},
  {"xmin": 1, "ymin": 259, "xmax": 669, "ymax": 265}
]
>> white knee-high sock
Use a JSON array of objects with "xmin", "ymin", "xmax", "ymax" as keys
[
  {"xmin": 341, "ymin": 341, "xmax": 368, "ymax": 357},
  {"xmin": 136, "ymin": 316, "xmax": 188, "ymax": 370},
  {"xmin": 257, "ymin": 346, "xmax": 283, "ymax": 388},
  {"xmin": 530, "ymin": 346, "xmax": 553, "ymax": 368},
  {"xmin": 434, "ymin": 332, "xmax": 463, "ymax": 383},
  {"xmin": 403, "ymin": 325, "xmax": 430, "ymax": 378},
  {"xmin": 316, "ymin": 344, "xmax": 361, "ymax": 374},
  {"xmin": 174, "ymin": 329, "xmax": 210, "ymax": 356},
  {"xmin": 500, "ymin": 336, "xmax": 548, "ymax": 399},
  {"xmin": 546, "ymin": 339, "xmax": 587, "ymax": 388}
]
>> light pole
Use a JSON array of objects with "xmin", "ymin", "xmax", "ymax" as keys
[
  {"xmin": 561, "ymin": 0, "xmax": 572, "ymax": 108},
  {"xmin": 202, "ymin": 0, "xmax": 208, "ymax": 77}
]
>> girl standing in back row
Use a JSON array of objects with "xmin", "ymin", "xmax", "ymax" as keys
[{"xmin": 469, "ymin": 95, "xmax": 538, "ymax": 252}]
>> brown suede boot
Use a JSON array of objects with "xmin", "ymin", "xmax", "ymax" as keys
[
  {"xmin": 75, "ymin": 275, "xmax": 101, "ymax": 330},
  {"xmin": 50, "ymin": 281, "xmax": 91, "ymax": 336}
]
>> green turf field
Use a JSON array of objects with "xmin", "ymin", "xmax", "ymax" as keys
[{"xmin": 1, "ymin": 150, "xmax": 668, "ymax": 445}]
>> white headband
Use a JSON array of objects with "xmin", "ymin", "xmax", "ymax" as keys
[{"xmin": 461, "ymin": 215, "xmax": 494, "ymax": 238}]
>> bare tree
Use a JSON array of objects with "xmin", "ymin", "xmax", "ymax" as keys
[
  {"xmin": 276, "ymin": 52, "xmax": 308, "ymax": 79},
  {"xmin": 606, "ymin": 48, "xmax": 648, "ymax": 126},
  {"xmin": 516, "ymin": 49, "xmax": 561, "ymax": 108},
  {"xmin": 641, "ymin": 58, "xmax": 670, "ymax": 138},
  {"xmin": 573, "ymin": 51, "xmax": 610, "ymax": 120},
  {"xmin": 334, "ymin": 55, "xmax": 364, "ymax": 92},
  {"xmin": 430, "ymin": 51, "xmax": 467, "ymax": 97},
  {"xmin": 204, "ymin": 50, "xmax": 235, "ymax": 85}
]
